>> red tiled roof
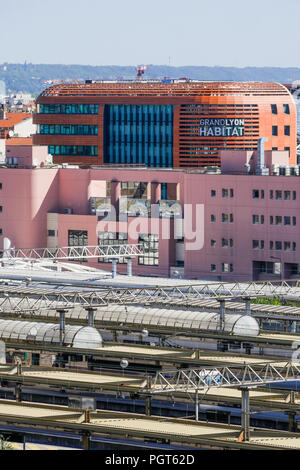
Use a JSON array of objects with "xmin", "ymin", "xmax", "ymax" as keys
[
  {"xmin": 0, "ymin": 113, "xmax": 32, "ymax": 129},
  {"xmin": 5, "ymin": 137, "xmax": 33, "ymax": 146}
]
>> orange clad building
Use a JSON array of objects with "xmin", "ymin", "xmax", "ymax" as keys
[{"xmin": 33, "ymin": 81, "xmax": 297, "ymax": 168}]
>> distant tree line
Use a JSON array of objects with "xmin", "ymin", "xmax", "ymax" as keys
[{"xmin": 1, "ymin": 63, "xmax": 300, "ymax": 96}]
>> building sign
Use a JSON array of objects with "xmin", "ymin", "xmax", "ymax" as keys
[{"xmin": 199, "ymin": 118, "xmax": 245, "ymax": 137}]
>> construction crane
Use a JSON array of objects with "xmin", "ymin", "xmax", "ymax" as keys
[{"xmin": 136, "ymin": 65, "xmax": 149, "ymax": 80}]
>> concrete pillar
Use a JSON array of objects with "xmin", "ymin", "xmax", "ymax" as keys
[
  {"xmin": 127, "ymin": 258, "xmax": 133, "ymax": 277},
  {"xmin": 15, "ymin": 383, "xmax": 22, "ymax": 402},
  {"xmin": 111, "ymin": 180, "xmax": 121, "ymax": 218},
  {"xmin": 57, "ymin": 310, "xmax": 67, "ymax": 346},
  {"xmin": 151, "ymin": 182, "xmax": 161, "ymax": 204},
  {"xmin": 241, "ymin": 388, "xmax": 250, "ymax": 441},
  {"xmin": 86, "ymin": 308, "xmax": 96, "ymax": 327},
  {"xmin": 145, "ymin": 396, "xmax": 152, "ymax": 416},
  {"xmin": 81, "ymin": 432, "xmax": 91, "ymax": 451},
  {"xmin": 290, "ymin": 321, "xmax": 297, "ymax": 334},
  {"xmin": 111, "ymin": 260, "xmax": 117, "ymax": 278},
  {"xmin": 146, "ymin": 182, "xmax": 151, "ymax": 200},
  {"xmin": 288, "ymin": 412, "xmax": 297, "ymax": 432},
  {"xmin": 244, "ymin": 297, "xmax": 251, "ymax": 316},
  {"xmin": 284, "ymin": 320, "xmax": 289, "ymax": 333},
  {"xmin": 218, "ymin": 299, "xmax": 226, "ymax": 331},
  {"xmin": 195, "ymin": 390, "xmax": 199, "ymax": 421},
  {"xmin": 176, "ymin": 183, "xmax": 181, "ymax": 201}
]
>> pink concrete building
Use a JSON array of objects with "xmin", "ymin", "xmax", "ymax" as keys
[{"xmin": 0, "ymin": 144, "xmax": 300, "ymax": 282}]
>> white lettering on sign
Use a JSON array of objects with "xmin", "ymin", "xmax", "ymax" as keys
[{"xmin": 199, "ymin": 118, "xmax": 245, "ymax": 137}]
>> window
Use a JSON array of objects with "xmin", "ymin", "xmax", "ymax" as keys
[
  {"xmin": 0, "ymin": 206, "xmax": 3, "ymax": 213},
  {"xmin": 49, "ymin": 145, "xmax": 98, "ymax": 157},
  {"xmin": 0, "ymin": 183, "xmax": 2, "ymax": 190},
  {"xmin": 211, "ymin": 264, "xmax": 216, "ymax": 272},
  {"xmin": 270, "ymin": 216, "xmax": 274, "ymax": 225},
  {"xmin": 293, "ymin": 191, "xmax": 297, "ymax": 200},
  {"xmin": 230, "ymin": 213, "xmax": 234, "ymax": 223},
  {"xmin": 284, "ymin": 241, "xmax": 291, "ymax": 251},
  {"xmin": 253, "ymin": 240, "xmax": 259, "ymax": 250},
  {"xmin": 272, "ymin": 126, "xmax": 278, "ymax": 136},
  {"xmin": 261, "ymin": 190, "xmax": 265, "ymax": 199},
  {"xmin": 68, "ymin": 230, "xmax": 88, "ymax": 262},
  {"xmin": 211, "ymin": 240, "xmax": 216, "ymax": 248},
  {"xmin": 284, "ymin": 216, "xmax": 291, "ymax": 226},
  {"xmin": 222, "ymin": 213, "xmax": 228, "ymax": 223},
  {"xmin": 138, "ymin": 234, "xmax": 159, "ymax": 266},
  {"xmin": 275, "ymin": 216, "xmax": 282, "ymax": 225},
  {"xmin": 284, "ymin": 191, "xmax": 291, "ymax": 200},
  {"xmin": 270, "ymin": 241, "xmax": 274, "ymax": 249},
  {"xmin": 104, "ymin": 104, "xmax": 174, "ymax": 167},
  {"xmin": 260, "ymin": 240, "xmax": 265, "ymax": 249},
  {"xmin": 272, "ymin": 147, "xmax": 278, "ymax": 151},
  {"xmin": 222, "ymin": 238, "xmax": 228, "ymax": 248},
  {"xmin": 253, "ymin": 189, "xmax": 259, "ymax": 199},
  {"xmin": 293, "ymin": 216, "xmax": 297, "ymax": 226},
  {"xmin": 47, "ymin": 230, "xmax": 56, "ymax": 237},
  {"xmin": 98, "ymin": 232, "xmax": 128, "ymax": 264},
  {"xmin": 222, "ymin": 263, "xmax": 229, "ymax": 273},
  {"xmin": 283, "ymin": 104, "xmax": 290, "ymax": 114},
  {"xmin": 40, "ymin": 125, "xmax": 98, "ymax": 136},
  {"xmin": 271, "ymin": 104, "xmax": 278, "ymax": 114},
  {"xmin": 270, "ymin": 190, "xmax": 274, "ymax": 200},
  {"xmin": 258, "ymin": 262, "xmax": 274, "ymax": 274},
  {"xmin": 230, "ymin": 189, "xmax": 234, "ymax": 198},
  {"xmin": 211, "ymin": 190, "xmax": 216, "ymax": 198},
  {"xmin": 230, "ymin": 239, "xmax": 234, "ymax": 248},
  {"xmin": 0, "ymin": 229, "xmax": 2, "ymax": 235},
  {"xmin": 261, "ymin": 215, "xmax": 265, "ymax": 224},
  {"xmin": 222, "ymin": 189, "xmax": 228, "ymax": 198},
  {"xmin": 275, "ymin": 191, "xmax": 282, "ymax": 200},
  {"xmin": 252, "ymin": 215, "xmax": 259, "ymax": 224},
  {"xmin": 275, "ymin": 241, "xmax": 282, "ymax": 250},
  {"xmin": 211, "ymin": 214, "xmax": 216, "ymax": 222},
  {"xmin": 293, "ymin": 242, "xmax": 297, "ymax": 251},
  {"xmin": 284, "ymin": 126, "xmax": 290, "ymax": 136},
  {"xmin": 39, "ymin": 104, "xmax": 99, "ymax": 114}
]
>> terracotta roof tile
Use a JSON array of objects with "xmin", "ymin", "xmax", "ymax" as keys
[
  {"xmin": 5, "ymin": 137, "xmax": 33, "ymax": 146},
  {"xmin": 0, "ymin": 113, "xmax": 32, "ymax": 129}
]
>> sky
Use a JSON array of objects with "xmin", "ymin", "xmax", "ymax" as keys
[{"xmin": 0, "ymin": 0, "xmax": 299, "ymax": 67}]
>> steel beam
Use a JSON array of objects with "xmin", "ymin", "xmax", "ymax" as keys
[{"xmin": 3, "ymin": 244, "xmax": 144, "ymax": 261}]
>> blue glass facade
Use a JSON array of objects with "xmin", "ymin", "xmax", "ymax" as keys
[
  {"xmin": 39, "ymin": 104, "xmax": 99, "ymax": 114},
  {"xmin": 103, "ymin": 105, "xmax": 174, "ymax": 167},
  {"xmin": 40, "ymin": 125, "xmax": 98, "ymax": 135},
  {"xmin": 49, "ymin": 145, "xmax": 98, "ymax": 156}
]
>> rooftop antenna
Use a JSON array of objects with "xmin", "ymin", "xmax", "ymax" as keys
[{"xmin": 136, "ymin": 65, "xmax": 149, "ymax": 80}]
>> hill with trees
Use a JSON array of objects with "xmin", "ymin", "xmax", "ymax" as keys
[{"xmin": 1, "ymin": 63, "xmax": 300, "ymax": 96}]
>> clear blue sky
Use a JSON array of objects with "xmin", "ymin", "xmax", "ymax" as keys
[{"xmin": 0, "ymin": 0, "xmax": 299, "ymax": 67}]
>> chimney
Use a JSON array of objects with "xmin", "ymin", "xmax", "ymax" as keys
[{"xmin": 256, "ymin": 137, "xmax": 269, "ymax": 175}]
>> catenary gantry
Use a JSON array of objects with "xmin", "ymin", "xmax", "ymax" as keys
[
  {"xmin": 3, "ymin": 244, "xmax": 144, "ymax": 261},
  {"xmin": 0, "ymin": 280, "xmax": 300, "ymax": 312}
]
